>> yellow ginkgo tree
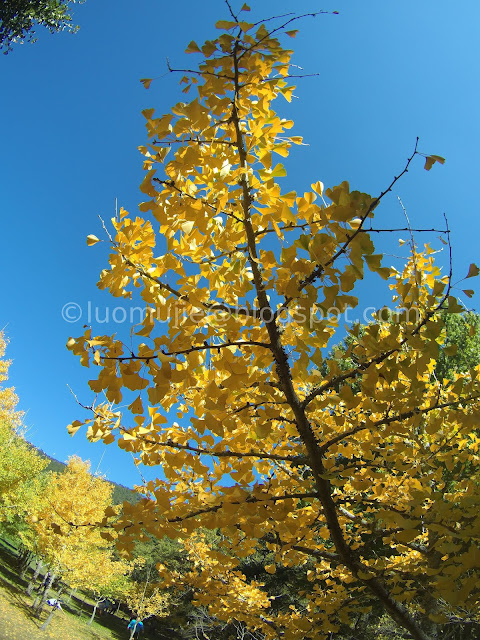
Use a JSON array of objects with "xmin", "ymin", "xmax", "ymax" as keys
[
  {"xmin": 0, "ymin": 332, "xmax": 47, "ymax": 522},
  {"xmin": 124, "ymin": 558, "xmax": 170, "ymax": 639},
  {"xmin": 68, "ymin": 5, "xmax": 480, "ymax": 640},
  {"xmin": 29, "ymin": 456, "xmax": 116, "ymax": 613},
  {"xmin": 0, "ymin": 331, "xmax": 21, "ymax": 428}
]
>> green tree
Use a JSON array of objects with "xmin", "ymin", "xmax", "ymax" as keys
[
  {"xmin": 0, "ymin": 0, "xmax": 83, "ymax": 53},
  {"xmin": 435, "ymin": 311, "xmax": 480, "ymax": 380}
]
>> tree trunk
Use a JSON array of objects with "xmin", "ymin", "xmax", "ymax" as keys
[
  {"xmin": 66, "ymin": 587, "xmax": 76, "ymax": 604},
  {"xmin": 228, "ymin": 42, "xmax": 435, "ymax": 640},
  {"xmin": 19, "ymin": 551, "xmax": 33, "ymax": 579},
  {"xmin": 88, "ymin": 601, "xmax": 100, "ymax": 625},
  {"xmin": 40, "ymin": 607, "xmax": 58, "ymax": 630},
  {"xmin": 17, "ymin": 546, "xmax": 33, "ymax": 577},
  {"xmin": 35, "ymin": 570, "xmax": 55, "ymax": 617},
  {"xmin": 26, "ymin": 559, "xmax": 43, "ymax": 595}
]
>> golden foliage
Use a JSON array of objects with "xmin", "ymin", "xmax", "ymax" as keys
[
  {"xmin": 68, "ymin": 10, "xmax": 480, "ymax": 640},
  {"xmin": 124, "ymin": 560, "xmax": 170, "ymax": 623},
  {"xmin": 0, "ymin": 332, "xmax": 22, "ymax": 428},
  {"xmin": 0, "ymin": 333, "xmax": 47, "ymax": 517},
  {"xmin": 31, "ymin": 456, "xmax": 119, "ymax": 591}
]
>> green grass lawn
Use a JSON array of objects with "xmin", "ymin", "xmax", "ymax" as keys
[{"xmin": 0, "ymin": 539, "xmax": 129, "ymax": 640}]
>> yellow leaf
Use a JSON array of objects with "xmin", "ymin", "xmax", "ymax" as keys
[
  {"xmin": 67, "ymin": 420, "xmax": 83, "ymax": 436},
  {"xmin": 447, "ymin": 296, "xmax": 463, "ymax": 313},
  {"xmin": 129, "ymin": 396, "xmax": 144, "ymax": 415},
  {"xmin": 424, "ymin": 154, "xmax": 445, "ymax": 170},
  {"xmin": 429, "ymin": 613, "xmax": 448, "ymax": 624},
  {"xmin": 271, "ymin": 164, "xmax": 287, "ymax": 178},
  {"xmin": 265, "ymin": 564, "xmax": 276, "ymax": 574},
  {"xmin": 430, "ymin": 154, "xmax": 445, "ymax": 164},
  {"xmin": 185, "ymin": 40, "xmax": 201, "ymax": 54},
  {"xmin": 100, "ymin": 531, "xmax": 115, "ymax": 542},
  {"xmin": 215, "ymin": 20, "xmax": 237, "ymax": 30},
  {"xmin": 466, "ymin": 263, "xmax": 480, "ymax": 279},
  {"xmin": 365, "ymin": 254, "xmax": 383, "ymax": 271},
  {"xmin": 181, "ymin": 221, "xmax": 195, "ymax": 234},
  {"xmin": 140, "ymin": 78, "xmax": 152, "ymax": 89},
  {"xmin": 443, "ymin": 344, "xmax": 458, "ymax": 356},
  {"xmin": 395, "ymin": 529, "xmax": 419, "ymax": 543},
  {"xmin": 142, "ymin": 107, "xmax": 155, "ymax": 120},
  {"xmin": 357, "ymin": 570, "xmax": 374, "ymax": 580},
  {"xmin": 87, "ymin": 234, "xmax": 100, "ymax": 246}
]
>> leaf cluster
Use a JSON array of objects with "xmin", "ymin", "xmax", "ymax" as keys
[
  {"xmin": 0, "ymin": 0, "xmax": 83, "ymax": 53},
  {"xmin": 66, "ymin": 7, "xmax": 480, "ymax": 640}
]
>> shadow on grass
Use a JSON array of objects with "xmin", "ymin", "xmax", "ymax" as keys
[
  {"xmin": 0, "ymin": 547, "xmax": 44, "ymax": 627},
  {"xmin": 88, "ymin": 615, "xmax": 129, "ymax": 640},
  {"xmin": 60, "ymin": 591, "xmax": 129, "ymax": 639},
  {"xmin": 0, "ymin": 540, "xmax": 129, "ymax": 639}
]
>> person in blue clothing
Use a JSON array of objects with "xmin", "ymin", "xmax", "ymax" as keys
[{"xmin": 127, "ymin": 618, "xmax": 144, "ymax": 636}]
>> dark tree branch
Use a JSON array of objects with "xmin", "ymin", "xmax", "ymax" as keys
[
  {"xmin": 166, "ymin": 492, "xmax": 319, "ymax": 524},
  {"xmin": 276, "ymin": 138, "xmax": 420, "ymax": 318},
  {"xmin": 240, "ymin": 11, "xmax": 337, "ymax": 60},
  {"xmin": 227, "ymin": 35, "xmax": 431, "ymax": 640},
  {"xmin": 302, "ymin": 265, "xmax": 454, "ymax": 410},
  {"xmin": 166, "ymin": 58, "xmax": 234, "ymax": 81},
  {"xmin": 123, "ymin": 430, "xmax": 306, "ymax": 465},
  {"xmin": 152, "ymin": 177, "xmax": 244, "ymax": 224},
  {"xmin": 317, "ymin": 394, "xmax": 480, "ymax": 455},
  {"xmin": 100, "ymin": 339, "xmax": 272, "ymax": 362},
  {"xmin": 122, "ymin": 256, "xmax": 260, "ymax": 318},
  {"xmin": 152, "ymin": 136, "xmax": 238, "ymax": 148}
]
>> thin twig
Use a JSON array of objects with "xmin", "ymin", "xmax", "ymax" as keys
[
  {"xmin": 397, "ymin": 196, "xmax": 420, "ymax": 287},
  {"xmin": 277, "ymin": 138, "xmax": 420, "ymax": 317}
]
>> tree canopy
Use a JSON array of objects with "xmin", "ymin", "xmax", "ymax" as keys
[
  {"xmin": 0, "ymin": 332, "xmax": 47, "ymax": 522},
  {"xmin": 68, "ymin": 5, "xmax": 480, "ymax": 640},
  {"xmin": 0, "ymin": 0, "xmax": 83, "ymax": 53},
  {"xmin": 435, "ymin": 311, "xmax": 480, "ymax": 381}
]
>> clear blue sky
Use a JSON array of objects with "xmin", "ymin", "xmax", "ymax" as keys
[{"xmin": 1, "ymin": 0, "xmax": 479, "ymax": 488}]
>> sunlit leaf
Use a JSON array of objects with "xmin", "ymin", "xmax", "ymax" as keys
[{"xmin": 86, "ymin": 234, "xmax": 100, "ymax": 246}]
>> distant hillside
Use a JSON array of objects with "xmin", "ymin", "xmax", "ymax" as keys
[{"xmin": 37, "ymin": 449, "xmax": 141, "ymax": 505}]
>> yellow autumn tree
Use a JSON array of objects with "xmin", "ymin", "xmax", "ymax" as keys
[
  {"xmin": 0, "ymin": 332, "xmax": 47, "ymax": 520},
  {"xmin": 68, "ymin": 5, "xmax": 480, "ymax": 640},
  {"xmin": 124, "ymin": 558, "xmax": 170, "ymax": 638},
  {"xmin": 29, "ymin": 456, "xmax": 116, "ymax": 611},
  {"xmin": 0, "ymin": 331, "xmax": 21, "ymax": 427},
  {"xmin": 75, "ymin": 548, "xmax": 130, "ymax": 625},
  {"xmin": 158, "ymin": 534, "xmax": 271, "ymax": 631}
]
